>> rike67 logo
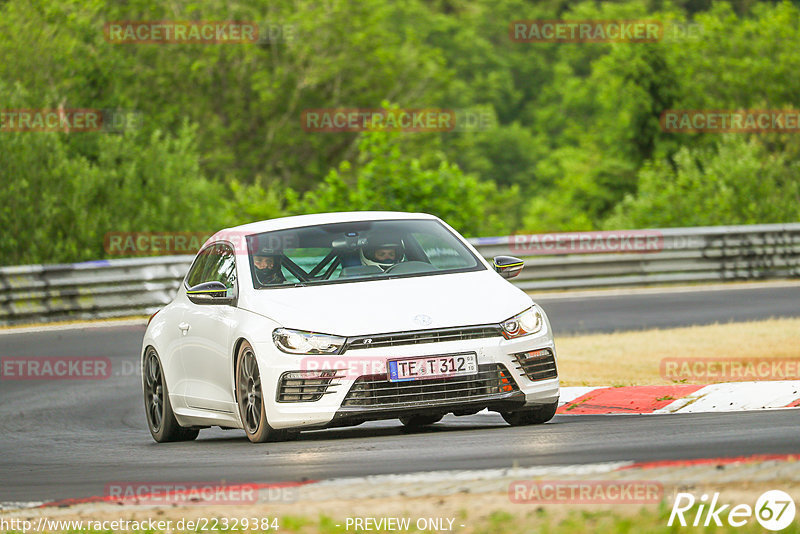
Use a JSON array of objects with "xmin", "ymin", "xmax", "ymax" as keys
[{"xmin": 669, "ymin": 490, "xmax": 796, "ymax": 531}]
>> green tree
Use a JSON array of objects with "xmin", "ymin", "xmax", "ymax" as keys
[
  {"xmin": 292, "ymin": 129, "xmax": 521, "ymax": 237},
  {"xmin": 0, "ymin": 0, "xmax": 451, "ymax": 191},
  {"xmin": 0, "ymin": 81, "xmax": 223, "ymax": 264},
  {"xmin": 605, "ymin": 135, "xmax": 800, "ymax": 229}
]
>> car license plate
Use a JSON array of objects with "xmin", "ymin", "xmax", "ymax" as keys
[{"xmin": 387, "ymin": 353, "xmax": 478, "ymax": 382}]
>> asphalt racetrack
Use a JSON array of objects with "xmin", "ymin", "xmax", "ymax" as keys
[
  {"xmin": 536, "ymin": 282, "xmax": 800, "ymax": 334},
  {"xmin": 1, "ymin": 283, "xmax": 799, "ymax": 504}
]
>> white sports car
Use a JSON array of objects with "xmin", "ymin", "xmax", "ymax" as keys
[{"xmin": 141, "ymin": 212, "xmax": 559, "ymax": 443}]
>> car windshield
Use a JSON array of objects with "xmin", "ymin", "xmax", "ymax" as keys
[{"xmin": 246, "ymin": 219, "xmax": 484, "ymax": 288}]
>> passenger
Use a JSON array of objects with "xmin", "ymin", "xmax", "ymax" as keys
[{"xmin": 253, "ymin": 249, "xmax": 285, "ymax": 285}]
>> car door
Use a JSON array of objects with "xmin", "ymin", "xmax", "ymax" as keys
[{"xmin": 180, "ymin": 242, "xmax": 238, "ymax": 413}]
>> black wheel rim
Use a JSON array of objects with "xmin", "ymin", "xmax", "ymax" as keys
[
  {"xmin": 237, "ymin": 348, "xmax": 262, "ymax": 434},
  {"xmin": 144, "ymin": 350, "xmax": 164, "ymax": 432}
]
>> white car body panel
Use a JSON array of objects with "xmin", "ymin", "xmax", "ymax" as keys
[
  {"xmin": 236, "ymin": 270, "xmax": 532, "ymax": 336},
  {"xmin": 141, "ymin": 211, "xmax": 560, "ymax": 434}
]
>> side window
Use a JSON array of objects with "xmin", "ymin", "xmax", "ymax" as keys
[{"xmin": 185, "ymin": 244, "xmax": 237, "ymax": 288}]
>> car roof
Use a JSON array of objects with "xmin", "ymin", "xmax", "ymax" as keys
[{"xmin": 206, "ymin": 211, "xmax": 439, "ymax": 245}]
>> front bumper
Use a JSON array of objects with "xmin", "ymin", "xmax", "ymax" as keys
[
  {"xmin": 257, "ymin": 326, "xmax": 559, "ymax": 430},
  {"xmin": 332, "ymin": 391, "xmax": 528, "ymax": 427}
]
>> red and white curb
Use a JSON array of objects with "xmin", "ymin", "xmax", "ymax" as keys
[{"xmin": 558, "ymin": 381, "xmax": 800, "ymax": 414}]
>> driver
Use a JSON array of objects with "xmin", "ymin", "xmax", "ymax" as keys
[
  {"xmin": 360, "ymin": 235, "xmax": 405, "ymax": 271},
  {"xmin": 253, "ymin": 248, "xmax": 285, "ymax": 285}
]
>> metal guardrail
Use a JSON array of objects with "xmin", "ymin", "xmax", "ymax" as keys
[
  {"xmin": 1, "ymin": 223, "xmax": 799, "ymax": 325},
  {"xmin": 0, "ymin": 257, "xmax": 193, "ymax": 326},
  {"xmin": 472, "ymin": 223, "xmax": 800, "ymax": 291}
]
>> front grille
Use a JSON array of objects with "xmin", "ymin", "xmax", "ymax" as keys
[
  {"xmin": 277, "ymin": 370, "xmax": 342, "ymax": 402},
  {"xmin": 341, "ymin": 363, "xmax": 518, "ymax": 409},
  {"xmin": 343, "ymin": 325, "xmax": 503, "ymax": 352},
  {"xmin": 512, "ymin": 348, "xmax": 558, "ymax": 381}
]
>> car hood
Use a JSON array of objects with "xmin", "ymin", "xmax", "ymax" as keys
[{"xmin": 238, "ymin": 270, "xmax": 532, "ymax": 336}]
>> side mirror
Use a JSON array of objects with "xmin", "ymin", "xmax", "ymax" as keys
[
  {"xmin": 187, "ymin": 281, "xmax": 235, "ymax": 305},
  {"xmin": 493, "ymin": 256, "xmax": 524, "ymax": 279}
]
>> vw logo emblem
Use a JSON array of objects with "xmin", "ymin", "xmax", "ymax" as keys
[
  {"xmin": 362, "ymin": 338, "xmax": 373, "ymax": 345},
  {"xmin": 413, "ymin": 314, "xmax": 432, "ymax": 327}
]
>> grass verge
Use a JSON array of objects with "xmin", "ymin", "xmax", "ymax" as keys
[{"xmin": 555, "ymin": 317, "xmax": 800, "ymax": 386}]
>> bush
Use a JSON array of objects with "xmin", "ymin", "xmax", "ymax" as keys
[
  {"xmin": 0, "ymin": 81, "xmax": 224, "ymax": 265},
  {"xmin": 604, "ymin": 136, "xmax": 800, "ymax": 229},
  {"xmin": 291, "ymin": 129, "xmax": 521, "ymax": 237}
]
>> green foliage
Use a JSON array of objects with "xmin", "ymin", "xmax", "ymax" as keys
[
  {"xmin": 606, "ymin": 136, "xmax": 800, "ymax": 229},
  {"xmin": 292, "ymin": 130, "xmax": 521, "ymax": 237},
  {"xmin": 0, "ymin": 81, "xmax": 223, "ymax": 264},
  {"xmin": 0, "ymin": 0, "xmax": 451, "ymax": 192},
  {"xmin": 1, "ymin": 0, "xmax": 800, "ymax": 265},
  {"xmin": 223, "ymin": 178, "xmax": 289, "ymax": 229}
]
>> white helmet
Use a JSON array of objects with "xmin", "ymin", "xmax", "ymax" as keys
[{"xmin": 360, "ymin": 235, "xmax": 405, "ymax": 271}]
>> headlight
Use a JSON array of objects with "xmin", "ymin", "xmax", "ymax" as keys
[
  {"xmin": 501, "ymin": 307, "xmax": 544, "ymax": 339},
  {"xmin": 272, "ymin": 328, "xmax": 345, "ymax": 354}
]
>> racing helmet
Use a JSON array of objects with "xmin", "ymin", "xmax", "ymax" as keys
[
  {"xmin": 253, "ymin": 247, "xmax": 283, "ymax": 284},
  {"xmin": 360, "ymin": 234, "xmax": 405, "ymax": 271}
]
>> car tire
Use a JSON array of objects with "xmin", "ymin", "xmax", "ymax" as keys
[
  {"xmin": 501, "ymin": 401, "xmax": 558, "ymax": 426},
  {"xmin": 235, "ymin": 341, "xmax": 294, "ymax": 443},
  {"xmin": 143, "ymin": 348, "xmax": 200, "ymax": 443},
  {"xmin": 399, "ymin": 414, "xmax": 443, "ymax": 428}
]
